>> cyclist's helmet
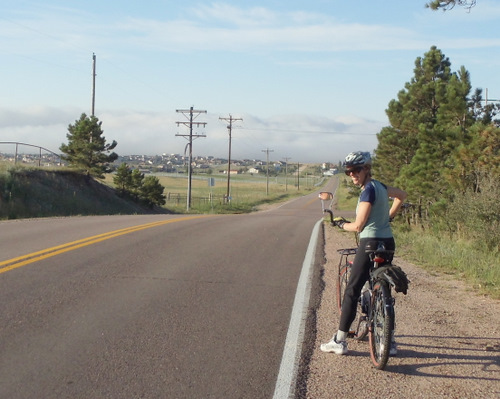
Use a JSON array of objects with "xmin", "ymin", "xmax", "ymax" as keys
[{"xmin": 344, "ymin": 151, "xmax": 372, "ymax": 169}]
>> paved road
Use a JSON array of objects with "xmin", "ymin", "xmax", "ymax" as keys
[{"xmin": 0, "ymin": 180, "xmax": 336, "ymax": 398}]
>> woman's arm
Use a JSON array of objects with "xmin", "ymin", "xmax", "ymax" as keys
[
  {"xmin": 387, "ymin": 186, "xmax": 407, "ymax": 219},
  {"xmin": 343, "ymin": 201, "xmax": 371, "ymax": 233}
]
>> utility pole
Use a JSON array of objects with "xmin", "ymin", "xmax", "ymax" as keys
[
  {"xmin": 282, "ymin": 157, "xmax": 291, "ymax": 191},
  {"xmin": 297, "ymin": 162, "xmax": 300, "ymax": 190},
  {"xmin": 91, "ymin": 53, "xmax": 96, "ymax": 117},
  {"xmin": 262, "ymin": 148, "xmax": 274, "ymax": 196},
  {"xmin": 176, "ymin": 107, "xmax": 207, "ymax": 211},
  {"xmin": 484, "ymin": 88, "xmax": 499, "ymax": 105},
  {"xmin": 219, "ymin": 115, "xmax": 242, "ymax": 203}
]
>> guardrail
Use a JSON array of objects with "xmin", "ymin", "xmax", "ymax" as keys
[{"xmin": 0, "ymin": 141, "xmax": 62, "ymax": 167}]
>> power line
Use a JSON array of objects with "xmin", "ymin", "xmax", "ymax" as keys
[{"xmin": 240, "ymin": 127, "xmax": 376, "ymax": 135}]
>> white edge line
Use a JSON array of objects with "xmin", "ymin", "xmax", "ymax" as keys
[{"xmin": 272, "ymin": 218, "xmax": 322, "ymax": 399}]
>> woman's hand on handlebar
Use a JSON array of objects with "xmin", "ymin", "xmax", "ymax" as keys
[{"xmin": 333, "ymin": 216, "xmax": 350, "ymax": 229}]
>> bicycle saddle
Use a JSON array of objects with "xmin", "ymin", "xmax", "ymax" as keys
[
  {"xmin": 365, "ymin": 240, "xmax": 394, "ymax": 264},
  {"xmin": 364, "ymin": 240, "xmax": 394, "ymax": 254}
]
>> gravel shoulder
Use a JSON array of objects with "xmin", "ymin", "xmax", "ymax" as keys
[{"xmin": 304, "ymin": 224, "xmax": 500, "ymax": 399}]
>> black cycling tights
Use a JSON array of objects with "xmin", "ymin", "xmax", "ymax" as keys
[{"xmin": 339, "ymin": 237, "xmax": 395, "ymax": 333}]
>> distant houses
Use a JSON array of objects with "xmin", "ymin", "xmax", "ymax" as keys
[{"xmin": 0, "ymin": 149, "xmax": 337, "ymax": 177}]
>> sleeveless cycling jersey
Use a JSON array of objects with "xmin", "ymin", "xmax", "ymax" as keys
[{"xmin": 356, "ymin": 179, "xmax": 392, "ymax": 239}]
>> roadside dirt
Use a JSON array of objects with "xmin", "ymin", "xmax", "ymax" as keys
[{"xmin": 304, "ymin": 224, "xmax": 500, "ymax": 399}]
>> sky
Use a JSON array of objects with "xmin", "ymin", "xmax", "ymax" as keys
[{"xmin": 1, "ymin": 0, "xmax": 500, "ymax": 163}]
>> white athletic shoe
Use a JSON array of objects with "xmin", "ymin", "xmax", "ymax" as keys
[
  {"xmin": 320, "ymin": 335, "xmax": 348, "ymax": 355},
  {"xmin": 390, "ymin": 341, "xmax": 398, "ymax": 356},
  {"xmin": 381, "ymin": 341, "xmax": 398, "ymax": 356}
]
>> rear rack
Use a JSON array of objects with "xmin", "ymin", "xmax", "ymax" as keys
[{"xmin": 337, "ymin": 248, "xmax": 357, "ymax": 256}]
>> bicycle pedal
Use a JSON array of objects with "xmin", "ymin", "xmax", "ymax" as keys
[{"xmin": 347, "ymin": 331, "xmax": 356, "ymax": 338}]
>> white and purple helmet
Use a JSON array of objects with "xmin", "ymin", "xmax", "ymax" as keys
[{"xmin": 344, "ymin": 151, "xmax": 372, "ymax": 169}]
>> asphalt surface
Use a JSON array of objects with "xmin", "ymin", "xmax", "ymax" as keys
[{"xmin": 0, "ymin": 182, "xmax": 335, "ymax": 398}]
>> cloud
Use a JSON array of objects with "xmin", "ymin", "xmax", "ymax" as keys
[
  {"xmin": 4, "ymin": 2, "xmax": 493, "ymax": 58},
  {"xmin": 192, "ymin": 3, "xmax": 279, "ymax": 27},
  {"xmin": 0, "ymin": 106, "xmax": 382, "ymax": 163},
  {"xmin": 0, "ymin": 106, "xmax": 77, "ymax": 129},
  {"xmin": 116, "ymin": 14, "xmax": 421, "ymax": 53}
]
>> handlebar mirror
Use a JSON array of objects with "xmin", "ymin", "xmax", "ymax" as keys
[{"xmin": 319, "ymin": 192, "xmax": 333, "ymax": 200}]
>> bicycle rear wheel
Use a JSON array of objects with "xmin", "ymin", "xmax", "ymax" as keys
[{"xmin": 368, "ymin": 281, "xmax": 394, "ymax": 370}]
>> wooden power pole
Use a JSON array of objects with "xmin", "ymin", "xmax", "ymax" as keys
[
  {"xmin": 283, "ymin": 157, "xmax": 291, "ymax": 191},
  {"xmin": 176, "ymin": 107, "xmax": 207, "ymax": 211},
  {"xmin": 91, "ymin": 53, "xmax": 96, "ymax": 117},
  {"xmin": 262, "ymin": 148, "xmax": 274, "ymax": 196},
  {"xmin": 219, "ymin": 114, "xmax": 242, "ymax": 203}
]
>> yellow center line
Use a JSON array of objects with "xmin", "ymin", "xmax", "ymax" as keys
[
  {"xmin": 0, "ymin": 215, "xmax": 212, "ymax": 275},
  {"xmin": 303, "ymin": 196, "xmax": 320, "ymax": 208}
]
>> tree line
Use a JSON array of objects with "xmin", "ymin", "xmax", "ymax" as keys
[
  {"xmin": 113, "ymin": 163, "xmax": 166, "ymax": 208},
  {"xmin": 372, "ymin": 46, "xmax": 499, "ymax": 251}
]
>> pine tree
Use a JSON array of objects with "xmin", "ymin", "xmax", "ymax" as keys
[
  {"xmin": 373, "ymin": 47, "xmax": 453, "ymax": 185},
  {"xmin": 140, "ymin": 176, "xmax": 166, "ymax": 207},
  {"xmin": 396, "ymin": 57, "xmax": 473, "ymax": 209},
  {"xmin": 130, "ymin": 169, "xmax": 144, "ymax": 201},
  {"xmin": 113, "ymin": 163, "xmax": 133, "ymax": 196},
  {"xmin": 60, "ymin": 113, "xmax": 118, "ymax": 178},
  {"xmin": 373, "ymin": 47, "xmax": 474, "ymax": 212},
  {"xmin": 448, "ymin": 123, "xmax": 500, "ymax": 194}
]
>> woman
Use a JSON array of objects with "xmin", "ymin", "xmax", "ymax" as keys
[{"xmin": 321, "ymin": 151, "xmax": 407, "ymax": 355}]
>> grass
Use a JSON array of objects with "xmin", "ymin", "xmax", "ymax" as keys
[
  {"xmin": 394, "ymin": 227, "xmax": 500, "ymax": 299},
  {"xmin": 333, "ymin": 175, "xmax": 500, "ymax": 300},
  {"xmin": 104, "ymin": 171, "xmax": 323, "ymax": 214},
  {"xmin": 2, "ymin": 162, "xmax": 325, "ymax": 219},
  {"xmin": 0, "ymin": 165, "xmax": 164, "ymax": 219},
  {"xmin": 334, "ymin": 176, "xmax": 359, "ymax": 211}
]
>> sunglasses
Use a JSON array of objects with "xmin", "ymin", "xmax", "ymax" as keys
[{"xmin": 344, "ymin": 166, "xmax": 364, "ymax": 176}]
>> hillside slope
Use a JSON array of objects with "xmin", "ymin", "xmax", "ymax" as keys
[{"xmin": 0, "ymin": 168, "xmax": 168, "ymax": 219}]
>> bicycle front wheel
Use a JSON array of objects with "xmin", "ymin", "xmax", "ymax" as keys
[{"xmin": 368, "ymin": 281, "xmax": 394, "ymax": 370}]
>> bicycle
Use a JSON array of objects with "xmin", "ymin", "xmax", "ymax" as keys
[
  {"xmin": 319, "ymin": 192, "xmax": 366, "ymax": 336},
  {"xmin": 319, "ymin": 191, "xmax": 408, "ymax": 370}
]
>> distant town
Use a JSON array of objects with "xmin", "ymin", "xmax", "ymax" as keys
[{"xmin": 0, "ymin": 150, "xmax": 338, "ymax": 176}]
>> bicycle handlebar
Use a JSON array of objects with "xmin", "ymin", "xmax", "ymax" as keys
[{"xmin": 323, "ymin": 209, "xmax": 335, "ymax": 225}]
